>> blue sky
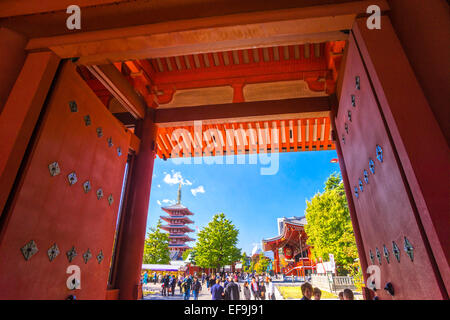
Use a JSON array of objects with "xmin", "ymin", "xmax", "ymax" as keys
[{"xmin": 146, "ymin": 150, "xmax": 340, "ymax": 258}]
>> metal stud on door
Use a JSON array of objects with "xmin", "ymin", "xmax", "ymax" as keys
[
  {"xmin": 21, "ymin": 240, "xmax": 38, "ymax": 261},
  {"xmin": 47, "ymin": 243, "xmax": 60, "ymax": 262}
]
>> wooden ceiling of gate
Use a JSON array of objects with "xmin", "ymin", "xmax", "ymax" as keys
[
  {"xmin": 78, "ymin": 40, "xmax": 344, "ymax": 159},
  {"xmin": 155, "ymin": 117, "xmax": 333, "ymax": 160}
]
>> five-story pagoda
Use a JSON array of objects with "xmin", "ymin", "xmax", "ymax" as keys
[{"xmin": 160, "ymin": 184, "xmax": 195, "ymax": 260}]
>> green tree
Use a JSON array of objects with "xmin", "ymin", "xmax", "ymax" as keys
[
  {"xmin": 254, "ymin": 254, "xmax": 271, "ymax": 273},
  {"xmin": 241, "ymin": 252, "xmax": 250, "ymax": 272},
  {"xmin": 304, "ymin": 172, "xmax": 358, "ymax": 275},
  {"xmin": 193, "ymin": 213, "xmax": 242, "ymax": 272},
  {"xmin": 142, "ymin": 219, "xmax": 170, "ymax": 264},
  {"xmin": 182, "ymin": 248, "xmax": 197, "ymax": 264}
]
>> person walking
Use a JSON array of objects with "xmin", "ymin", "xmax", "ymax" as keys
[
  {"xmin": 182, "ymin": 278, "xmax": 191, "ymax": 300},
  {"xmin": 266, "ymin": 277, "xmax": 276, "ymax": 300},
  {"xmin": 192, "ymin": 277, "xmax": 202, "ymax": 300},
  {"xmin": 211, "ymin": 279, "xmax": 224, "ymax": 300},
  {"xmin": 209, "ymin": 275, "xmax": 216, "ymax": 292},
  {"xmin": 259, "ymin": 279, "xmax": 266, "ymax": 300},
  {"xmin": 162, "ymin": 275, "xmax": 170, "ymax": 296},
  {"xmin": 250, "ymin": 277, "xmax": 260, "ymax": 300},
  {"xmin": 206, "ymin": 274, "xmax": 210, "ymax": 290},
  {"xmin": 143, "ymin": 271, "xmax": 148, "ymax": 289},
  {"xmin": 243, "ymin": 282, "xmax": 251, "ymax": 300},
  {"xmin": 224, "ymin": 277, "xmax": 240, "ymax": 300}
]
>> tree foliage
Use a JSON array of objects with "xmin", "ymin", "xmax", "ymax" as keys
[
  {"xmin": 254, "ymin": 253, "xmax": 271, "ymax": 273},
  {"xmin": 142, "ymin": 219, "xmax": 170, "ymax": 264},
  {"xmin": 182, "ymin": 248, "xmax": 197, "ymax": 265},
  {"xmin": 304, "ymin": 172, "xmax": 358, "ymax": 274},
  {"xmin": 241, "ymin": 252, "xmax": 251, "ymax": 272},
  {"xmin": 193, "ymin": 213, "xmax": 242, "ymax": 270}
]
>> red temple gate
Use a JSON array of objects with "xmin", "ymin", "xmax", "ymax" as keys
[
  {"xmin": 0, "ymin": 62, "xmax": 131, "ymax": 299},
  {"xmin": 334, "ymin": 30, "xmax": 446, "ymax": 299},
  {"xmin": 0, "ymin": 1, "xmax": 448, "ymax": 300}
]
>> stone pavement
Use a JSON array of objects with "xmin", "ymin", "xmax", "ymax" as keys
[{"xmin": 142, "ymin": 280, "xmax": 285, "ymax": 301}]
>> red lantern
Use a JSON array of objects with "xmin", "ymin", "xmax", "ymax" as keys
[{"xmin": 283, "ymin": 245, "xmax": 294, "ymax": 259}]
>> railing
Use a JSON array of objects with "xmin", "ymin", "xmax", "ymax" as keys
[{"xmin": 311, "ymin": 274, "xmax": 356, "ymax": 293}]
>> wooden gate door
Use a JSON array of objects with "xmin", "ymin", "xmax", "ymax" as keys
[
  {"xmin": 335, "ymin": 32, "xmax": 446, "ymax": 300},
  {"xmin": 0, "ymin": 61, "xmax": 131, "ymax": 299}
]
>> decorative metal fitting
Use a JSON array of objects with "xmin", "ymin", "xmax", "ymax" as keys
[
  {"xmin": 48, "ymin": 162, "xmax": 61, "ymax": 177},
  {"xmin": 342, "ymin": 135, "xmax": 345, "ymax": 145},
  {"xmin": 68, "ymin": 172, "xmax": 78, "ymax": 186},
  {"xmin": 97, "ymin": 250, "xmax": 104, "ymax": 264},
  {"xmin": 66, "ymin": 246, "xmax": 77, "ymax": 263},
  {"xmin": 376, "ymin": 145, "xmax": 383, "ymax": 163},
  {"xmin": 404, "ymin": 237, "xmax": 414, "ymax": 262},
  {"xmin": 354, "ymin": 187, "xmax": 359, "ymax": 199},
  {"xmin": 376, "ymin": 247, "xmax": 382, "ymax": 265},
  {"xmin": 117, "ymin": 147, "xmax": 122, "ymax": 157},
  {"xmin": 347, "ymin": 110, "xmax": 352, "ymax": 122},
  {"xmin": 369, "ymin": 159, "xmax": 375, "ymax": 174},
  {"xmin": 47, "ymin": 243, "xmax": 60, "ymax": 262},
  {"xmin": 359, "ymin": 179, "xmax": 364, "ymax": 192},
  {"xmin": 97, "ymin": 127, "xmax": 103, "ymax": 138},
  {"xmin": 345, "ymin": 123, "xmax": 349, "ymax": 134},
  {"xmin": 96, "ymin": 188, "xmax": 104, "ymax": 200},
  {"xmin": 108, "ymin": 194, "xmax": 114, "ymax": 206},
  {"xmin": 363, "ymin": 170, "xmax": 369, "ymax": 184},
  {"xmin": 383, "ymin": 244, "xmax": 390, "ymax": 264},
  {"xmin": 69, "ymin": 101, "xmax": 78, "ymax": 113},
  {"xmin": 83, "ymin": 181, "xmax": 91, "ymax": 193},
  {"xmin": 21, "ymin": 240, "xmax": 38, "ymax": 261},
  {"xmin": 392, "ymin": 241, "xmax": 400, "ymax": 262},
  {"xmin": 351, "ymin": 95, "xmax": 356, "ymax": 107},
  {"xmin": 355, "ymin": 76, "xmax": 360, "ymax": 90},
  {"xmin": 83, "ymin": 249, "xmax": 92, "ymax": 264},
  {"xmin": 107, "ymin": 137, "xmax": 113, "ymax": 147},
  {"xmin": 84, "ymin": 115, "xmax": 91, "ymax": 126},
  {"xmin": 369, "ymin": 250, "xmax": 374, "ymax": 264}
]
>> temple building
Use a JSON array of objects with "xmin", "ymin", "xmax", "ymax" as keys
[
  {"xmin": 160, "ymin": 184, "xmax": 195, "ymax": 260},
  {"xmin": 262, "ymin": 216, "xmax": 315, "ymax": 277}
]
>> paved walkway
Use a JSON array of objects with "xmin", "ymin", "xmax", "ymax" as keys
[{"xmin": 142, "ymin": 281, "xmax": 285, "ymax": 301}]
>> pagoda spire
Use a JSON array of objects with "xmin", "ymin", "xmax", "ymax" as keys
[{"xmin": 177, "ymin": 182, "xmax": 182, "ymax": 204}]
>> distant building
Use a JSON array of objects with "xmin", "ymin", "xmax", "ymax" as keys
[
  {"xmin": 159, "ymin": 184, "xmax": 195, "ymax": 260},
  {"xmin": 262, "ymin": 216, "xmax": 315, "ymax": 277}
]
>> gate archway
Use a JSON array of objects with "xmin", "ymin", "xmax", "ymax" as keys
[{"xmin": 0, "ymin": 0, "xmax": 448, "ymax": 300}]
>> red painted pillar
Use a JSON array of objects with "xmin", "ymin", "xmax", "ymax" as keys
[
  {"xmin": 273, "ymin": 250, "xmax": 280, "ymax": 274},
  {"xmin": 114, "ymin": 108, "xmax": 157, "ymax": 300}
]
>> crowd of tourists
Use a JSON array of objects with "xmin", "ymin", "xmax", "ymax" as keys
[
  {"xmin": 141, "ymin": 270, "xmax": 356, "ymax": 300},
  {"xmin": 206, "ymin": 272, "xmax": 277, "ymax": 300}
]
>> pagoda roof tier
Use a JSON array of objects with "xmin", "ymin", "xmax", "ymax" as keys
[
  {"xmin": 169, "ymin": 234, "xmax": 195, "ymax": 240},
  {"xmin": 162, "ymin": 203, "xmax": 194, "ymax": 216},
  {"xmin": 169, "ymin": 244, "xmax": 191, "ymax": 249},
  {"xmin": 161, "ymin": 225, "xmax": 194, "ymax": 232},
  {"xmin": 160, "ymin": 215, "xmax": 194, "ymax": 224}
]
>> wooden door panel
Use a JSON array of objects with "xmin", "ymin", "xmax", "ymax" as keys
[
  {"xmin": 0, "ymin": 61, "xmax": 130, "ymax": 299},
  {"xmin": 336, "ymin": 36, "xmax": 444, "ymax": 299}
]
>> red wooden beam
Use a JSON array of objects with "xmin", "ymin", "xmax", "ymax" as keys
[{"xmin": 154, "ymin": 97, "xmax": 330, "ymax": 126}]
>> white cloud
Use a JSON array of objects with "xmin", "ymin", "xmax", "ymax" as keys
[
  {"xmin": 157, "ymin": 184, "xmax": 161, "ymax": 188},
  {"xmin": 157, "ymin": 200, "xmax": 162, "ymax": 206},
  {"xmin": 163, "ymin": 171, "xmax": 192, "ymax": 186},
  {"xmin": 191, "ymin": 185, "xmax": 205, "ymax": 196},
  {"xmin": 162, "ymin": 199, "xmax": 176, "ymax": 205}
]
